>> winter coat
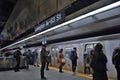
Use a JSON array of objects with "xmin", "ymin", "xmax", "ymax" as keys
[
  {"xmin": 70, "ymin": 51, "xmax": 78, "ymax": 65},
  {"xmin": 58, "ymin": 52, "xmax": 64, "ymax": 64},
  {"xmin": 90, "ymin": 51, "xmax": 108, "ymax": 80},
  {"xmin": 40, "ymin": 49, "xmax": 47, "ymax": 63}
]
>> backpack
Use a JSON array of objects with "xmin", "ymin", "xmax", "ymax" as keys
[{"xmin": 112, "ymin": 50, "xmax": 120, "ymax": 66}]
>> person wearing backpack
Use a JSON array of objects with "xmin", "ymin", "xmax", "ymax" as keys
[
  {"xmin": 70, "ymin": 47, "xmax": 78, "ymax": 75},
  {"xmin": 112, "ymin": 47, "xmax": 120, "ymax": 80},
  {"xmin": 90, "ymin": 43, "xmax": 108, "ymax": 80}
]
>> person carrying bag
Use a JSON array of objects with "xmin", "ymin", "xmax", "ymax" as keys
[{"xmin": 58, "ymin": 49, "xmax": 64, "ymax": 73}]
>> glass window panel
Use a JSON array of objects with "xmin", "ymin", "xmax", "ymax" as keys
[
  {"xmin": 65, "ymin": 47, "xmax": 73, "ymax": 58},
  {"xmin": 51, "ymin": 47, "xmax": 59, "ymax": 57}
]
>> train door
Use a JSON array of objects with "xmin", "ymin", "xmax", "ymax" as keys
[
  {"xmin": 83, "ymin": 43, "xmax": 96, "ymax": 74},
  {"xmin": 64, "ymin": 47, "xmax": 73, "ymax": 69},
  {"xmin": 51, "ymin": 47, "xmax": 59, "ymax": 67}
]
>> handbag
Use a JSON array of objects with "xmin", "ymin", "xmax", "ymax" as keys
[
  {"xmin": 62, "ymin": 58, "xmax": 65, "ymax": 63},
  {"xmin": 62, "ymin": 58, "xmax": 66, "ymax": 66},
  {"xmin": 86, "ymin": 63, "xmax": 90, "ymax": 67}
]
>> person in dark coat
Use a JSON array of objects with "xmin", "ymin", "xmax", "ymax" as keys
[
  {"xmin": 40, "ymin": 45, "xmax": 47, "ymax": 80},
  {"xmin": 90, "ymin": 43, "xmax": 108, "ymax": 80},
  {"xmin": 14, "ymin": 49, "xmax": 21, "ymax": 72},
  {"xmin": 70, "ymin": 47, "xmax": 78, "ymax": 75},
  {"xmin": 46, "ymin": 50, "xmax": 51, "ymax": 70},
  {"xmin": 112, "ymin": 47, "xmax": 120, "ymax": 80},
  {"xmin": 25, "ymin": 50, "xmax": 31, "ymax": 70}
]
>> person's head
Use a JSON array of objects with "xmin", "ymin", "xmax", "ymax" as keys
[
  {"xmin": 28, "ymin": 49, "xmax": 31, "ymax": 52},
  {"xmin": 59, "ymin": 49, "xmax": 63, "ymax": 53},
  {"xmin": 95, "ymin": 43, "xmax": 103, "ymax": 52},
  {"xmin": 73, "ymin": 47, "xmax": 77, "ymax": 51},
  {"xmin": 16, "ymin": 49, "xmax": 21, "ymax": 52},
  {"xmin": 114, "ymin": 47, "xmax": 120, "ymax": 53},
  {"xmin": 90, "ymin": 49, "xmax": 95, "ymax": 55}
]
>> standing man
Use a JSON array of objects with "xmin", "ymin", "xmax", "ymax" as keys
[
  {"xmin": 40, "ymin": 45, "xmax": 47, "ymax": 80},
  {"xmin": 14, "ymin": 49, "xmax": 21, "ymax": 72},
  {"xmin": 46, "ymin": 50, "xmax": 51, "ymax": 70},
  {"xmin": 26, "ymin": 50, "xmax": 31, "ymax": 70},
  {"xmin": 70, "ymin": 47, "xmax": 78, "ymax": 75}
]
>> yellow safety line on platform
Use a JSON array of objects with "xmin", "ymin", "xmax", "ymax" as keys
[
  {"xmin": 38, "ymin": 64, "xmax": 112, "ymax": 80},
  {"xmin": 49, "ymin": 66, "xmax": 92, "ymax": 79}
]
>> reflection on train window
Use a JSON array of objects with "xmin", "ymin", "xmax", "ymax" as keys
[
  {"xmin": 65, "ymin": 48, "xmax": 73, "ymax": 58},
  {"xmin": 83, "ymin": 43, "xmax": 96, "ymax": 74},
  {"xmin": 51, "ymin": 47, "xmax": 59, "ymax": 57},
  {"xmin": 84, "ymin": 44, "xmax": 96, "ymax": 54}
]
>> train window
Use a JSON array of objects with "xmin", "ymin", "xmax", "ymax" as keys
[
  {"xmin": 65, "ymin": 48, "xmax": 73, "ymax": 58},
  {"xmin": 84, "ymin": 43, "xmax": 96, "ymax": 54},
  {"xmin": 51, "ymin": 47, "xmax": 59, "ymax": 57},
  {"xmin": 83, "ymin": 43, "xmax": 96, "ymax": 74}
]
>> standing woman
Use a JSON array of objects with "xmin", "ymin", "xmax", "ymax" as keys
[
  {"xmin": 58, "ymin": 49, "xmax": 64, "ymax": 73},
  {"xmin": 90, "ymin": 43, "xmax": 108, "ymax": 80}
]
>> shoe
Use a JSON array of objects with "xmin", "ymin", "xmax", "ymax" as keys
[
  {"xmin": 59, "ymin": 71, "xmax": 64, "ymax": 73},
  {"xmin": 41, "ymin": 77, "xmax": 47, "ymax": 80},
  {"xmin": 89, "ymin": 74, "xmax": 93, "ymax": 77},
  {"xmin": 72, "ymin": 72, "xmax": 75, "ymax": 76},
  {"xmin": 14, "ymin": 69, "xmax": 20, "ymax": 72},
  {"xmin": 46, "ymin": 68, "xmax": 49, "ymax": 70}
]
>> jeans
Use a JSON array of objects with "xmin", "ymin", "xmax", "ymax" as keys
[{"xmin": 41, "ymin": 62, "xmax": 46, "ymax": 78}]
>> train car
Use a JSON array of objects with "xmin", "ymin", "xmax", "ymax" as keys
[{"xmin": 27, "ymin": 34, "xmax": 120, "ymax": 79}]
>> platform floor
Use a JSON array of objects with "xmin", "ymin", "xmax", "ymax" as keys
[{"xmin": 0, "ymin": 66, "xmax": 91, "ymax": 80}]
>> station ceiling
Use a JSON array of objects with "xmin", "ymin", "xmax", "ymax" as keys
[
  {"xmin": 0, "ymin": 0, "xmax": 120, "ymax": 50},
  {"xmin": 0, "ymin": 0, "xmax": 17, "ymax": 33}
]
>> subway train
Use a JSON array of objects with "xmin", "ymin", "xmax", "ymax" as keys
[{"xmin": 26, "ymin": 33, "xmax": 120, "ymax": 79}]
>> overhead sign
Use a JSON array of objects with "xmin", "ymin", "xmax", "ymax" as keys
[{"xmin": 35, "ymin": 12, "xmax": 65, "ymax": 33}]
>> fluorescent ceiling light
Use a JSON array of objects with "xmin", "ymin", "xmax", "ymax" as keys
[{"xmin": 0, "ymin": 1, "xmax": 120, "ymax": 50}]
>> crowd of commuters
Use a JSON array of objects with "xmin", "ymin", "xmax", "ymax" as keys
[{"xmin": 0, "ymin": 43, "xmax": 119, "ymax": 80}]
